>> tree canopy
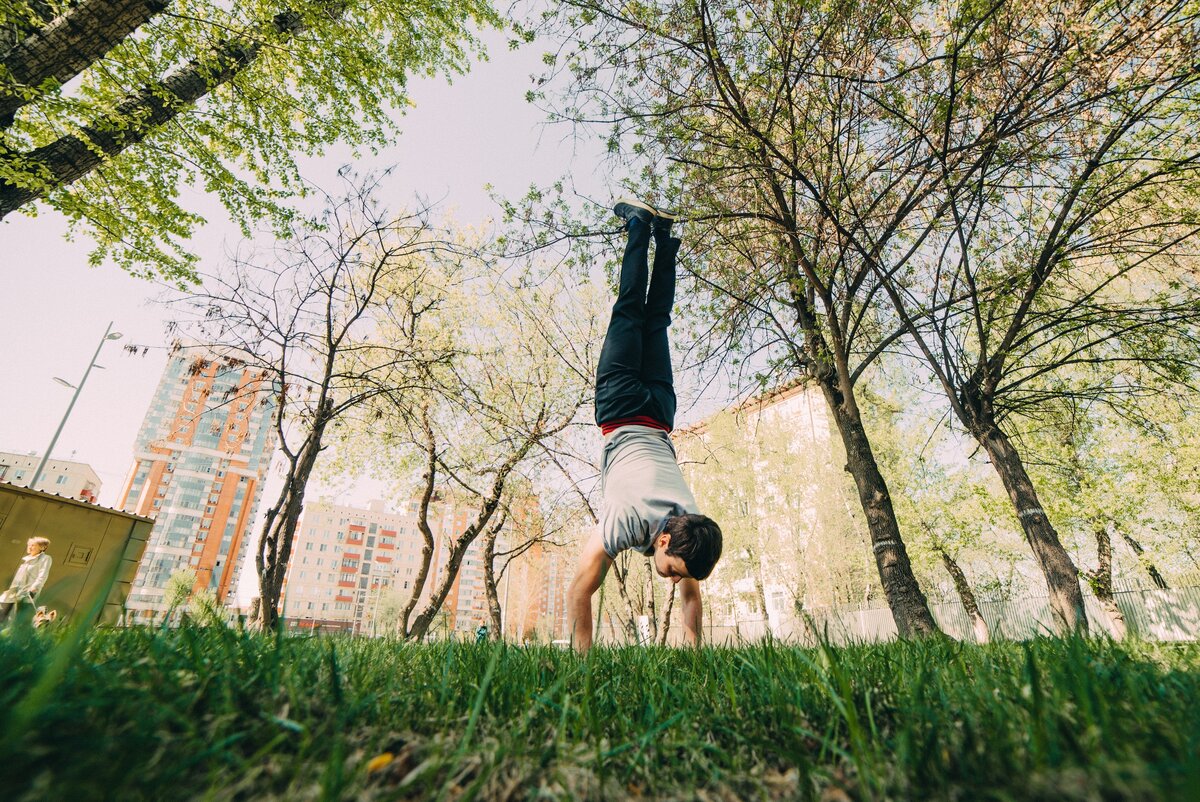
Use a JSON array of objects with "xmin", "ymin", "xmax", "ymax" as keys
[{"xmin": 0, "ymin": 0, "xmax": 496, "ymax": 280}]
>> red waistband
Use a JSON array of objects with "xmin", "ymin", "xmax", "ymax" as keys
[{"xmin": 599, "ymin": 416, "xmax": 671, "ymax": 436}]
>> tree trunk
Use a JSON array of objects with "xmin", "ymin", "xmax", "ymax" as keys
[
  {"xmin": 1086, "ymin": 523, "xmax": 1128, "ymax": 639},
  {"xmin": 821, "ymin": 381, "xmax": 940, "ymax": 637},
  {"xmin": 407, "ymin": 530, "xmax": 476, "ymax": 641},
  {"xmin": 405, "ymin": 438, "xmax": 534, "ymax": 641},
  {"xmin": 254, "ymin": 408, "xmax": 330, "ymax": 629},
  {"xmin": 1117, "ymin": 528, "xmax": 1169, "ymax": 590},
  {"xmin": 482, "ymin": 517, "xmax": 504, "ymax": 639},
  {"xmin": 594, "ymin": 582, "xmax": 606, "ymax": 643},
  {"xmin": 0, "ymin": 0, "xmax": 58, "ymax": 66},
  {"xmin": 644, "ymin": 565, "xmax": 658, "ymax": 643},
  {"xmin": 753, "ymin": 562, "xmax": 771, "ymax": 636},
  {"xmin": 0, "ymin": 0, "xmax": 169, "ymax": 127},
  {"xmin": 400, "ymin": 407, "xmax": 438, "ymax": 637},
  {"xmin": 975, "ymin": 420, "xmax": 1089, "ymax": 634},
  {"xmin": 0, "ymin": 3, "xmax": 324, "ymax": 217},
  {"xmin": 608, "ymin": 554, "xmax": 642, "ymax": 642},
  {"xmin": 936, "ymin": 546, "xmax": 990, "ymax": 644},
  {"xmin": 658, "ymin": 583, "xmax": 676, "ymax": 645}
]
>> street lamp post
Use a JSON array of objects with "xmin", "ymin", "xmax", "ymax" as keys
[{"xmin": 28, "ymin": 321, "xmax": 123, "ymax": 491}]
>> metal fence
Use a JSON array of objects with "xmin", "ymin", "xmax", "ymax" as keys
[{"xmin": 693, "ymin": 585, "xmax": 1200, "ymax": 646}]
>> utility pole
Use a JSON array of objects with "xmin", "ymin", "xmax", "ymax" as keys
[{"xmin": 29, "ymin": 321, "xmax": 122, "ymax": 490}]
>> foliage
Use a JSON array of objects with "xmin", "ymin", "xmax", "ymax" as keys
[
  {"xmin": 0, "ymin": 0, "xmax": 497, "ymax": 280},
  {"xmin": 172, "ymin": 169, "xmax": 459, "ymax": 628},
  {"xmin": 329, "ymin": 246, "xmax": 606, "ymax": 639},
  {"xmin": 1016, "ymin": 390, "xmax": 1200, "ymax": 589},
  {"xmin": 3, "ymin": 626, "xmax": 1200, "ymax": 799},
  {"xmin": 533, "ymin": 0, "xmax": 1200, "ymax": 635},
  {"xmin": 162, "ymin": 567, "xmax": 198, "ymax": 623},
  {"xmin": 861, "ymin": 380, "xmax": 1029, "ymax": 599},
  {"xmin": 186, "ymin": 588, "xmax": 226, "ymax": 626},
  {"xmin": 678, "ymin": 392, "xmax": 873, "ymax": 617},
  {"xmin": 535, "ymin": 0, "xmax": 1005, "ymax": 636}
]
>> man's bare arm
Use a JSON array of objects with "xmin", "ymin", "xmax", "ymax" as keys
[
  {"xmin": 679, "ymin": 577, "xmax": 703, "ymax": 646},
  {"xmin": 567, "ymin": 531, "xmax": 613, "ymax": 654}
]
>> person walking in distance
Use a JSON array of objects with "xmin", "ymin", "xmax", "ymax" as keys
[
  {"xmin": 567, "ymin": 198, "xmax": 723, "ymax": 654},
  {"xmin": 0, "ymin": 537, "xmax": 53, "ymax": 629}
]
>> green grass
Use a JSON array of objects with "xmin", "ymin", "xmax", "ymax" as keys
[{"xmin": 1, "ymin": 626, "xmax": 1199, "ymax": 800}]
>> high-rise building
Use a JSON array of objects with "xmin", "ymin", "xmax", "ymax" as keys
[
  {"xmin": 282, "ymin": 498, "xmax": 497, "ymax": 636},
  {"xmin": 0, "ymin": 451, "xmax": 101, "ymax": 502},
  {"xmin": 500, "ymin": 539, "xmax": 572, "ymax": 642},
  {"xmin": 118, "ymin": 343, "xmax": 277, "ymax": 621}
]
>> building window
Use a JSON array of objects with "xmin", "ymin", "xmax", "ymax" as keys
[{"xmin": 55, "ymin": 474, "xmax": 67, "ymax": 485}]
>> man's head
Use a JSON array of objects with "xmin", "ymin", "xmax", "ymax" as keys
[
  {"xmin": 651, "ymin": 514, "xmax": 722, "ymax": 583},
  {"xmin": 26, "ymin": 537, "xmax": 50, "ymax": 556}
]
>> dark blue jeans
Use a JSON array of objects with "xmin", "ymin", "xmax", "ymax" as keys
[{"xmin": 595, "ymin": 218, "xmax": 680, "ymax": 430}]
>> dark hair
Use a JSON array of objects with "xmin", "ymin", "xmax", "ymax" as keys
[{"xmin": 664, "ymin": 514, "xmax": 723, "ymax": 580}]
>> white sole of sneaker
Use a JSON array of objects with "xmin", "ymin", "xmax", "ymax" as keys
[{"xmin": 613, "ymin": 197, "xmax": 659, "ymax": 219}]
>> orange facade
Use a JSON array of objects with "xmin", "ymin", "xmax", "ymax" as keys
[{"xmin": 120, "ymin": 346, "xmax": 275, "ymax": 620}]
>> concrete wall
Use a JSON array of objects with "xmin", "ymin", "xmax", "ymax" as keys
[{"xmin": 0, "ymin": 482, "xmax": 152, "ymax": 624}]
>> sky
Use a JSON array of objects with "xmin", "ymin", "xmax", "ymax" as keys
[{"xmin": 0, "ymin": 28, "xmax": 613, "ymax": 510}]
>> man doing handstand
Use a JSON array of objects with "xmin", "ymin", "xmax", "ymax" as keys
[{"xmin": 567, "ymin": 198, "xmax": 723, "ymax": 653}]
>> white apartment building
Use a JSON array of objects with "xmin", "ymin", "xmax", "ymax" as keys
[
  {"xmin": 0, "ymin": 451, "xmax": 101, "ymax": 502},
  {"xmin": 675, "ymin": 380, "xmax": 844, "ymax": 633}
]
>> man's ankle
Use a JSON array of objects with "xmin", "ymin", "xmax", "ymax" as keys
[{"xmin": 655, "ymin": 235, "xmax": 681, "ymax": 255}]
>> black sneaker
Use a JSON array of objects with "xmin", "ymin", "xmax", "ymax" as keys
[
  {"xmin": 613, "ymin": 197, "xmax": 657, "ymax": 226},
  {"xmin": 651, "ymin": 207, "xmax": 677, "ymax": 237}
]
